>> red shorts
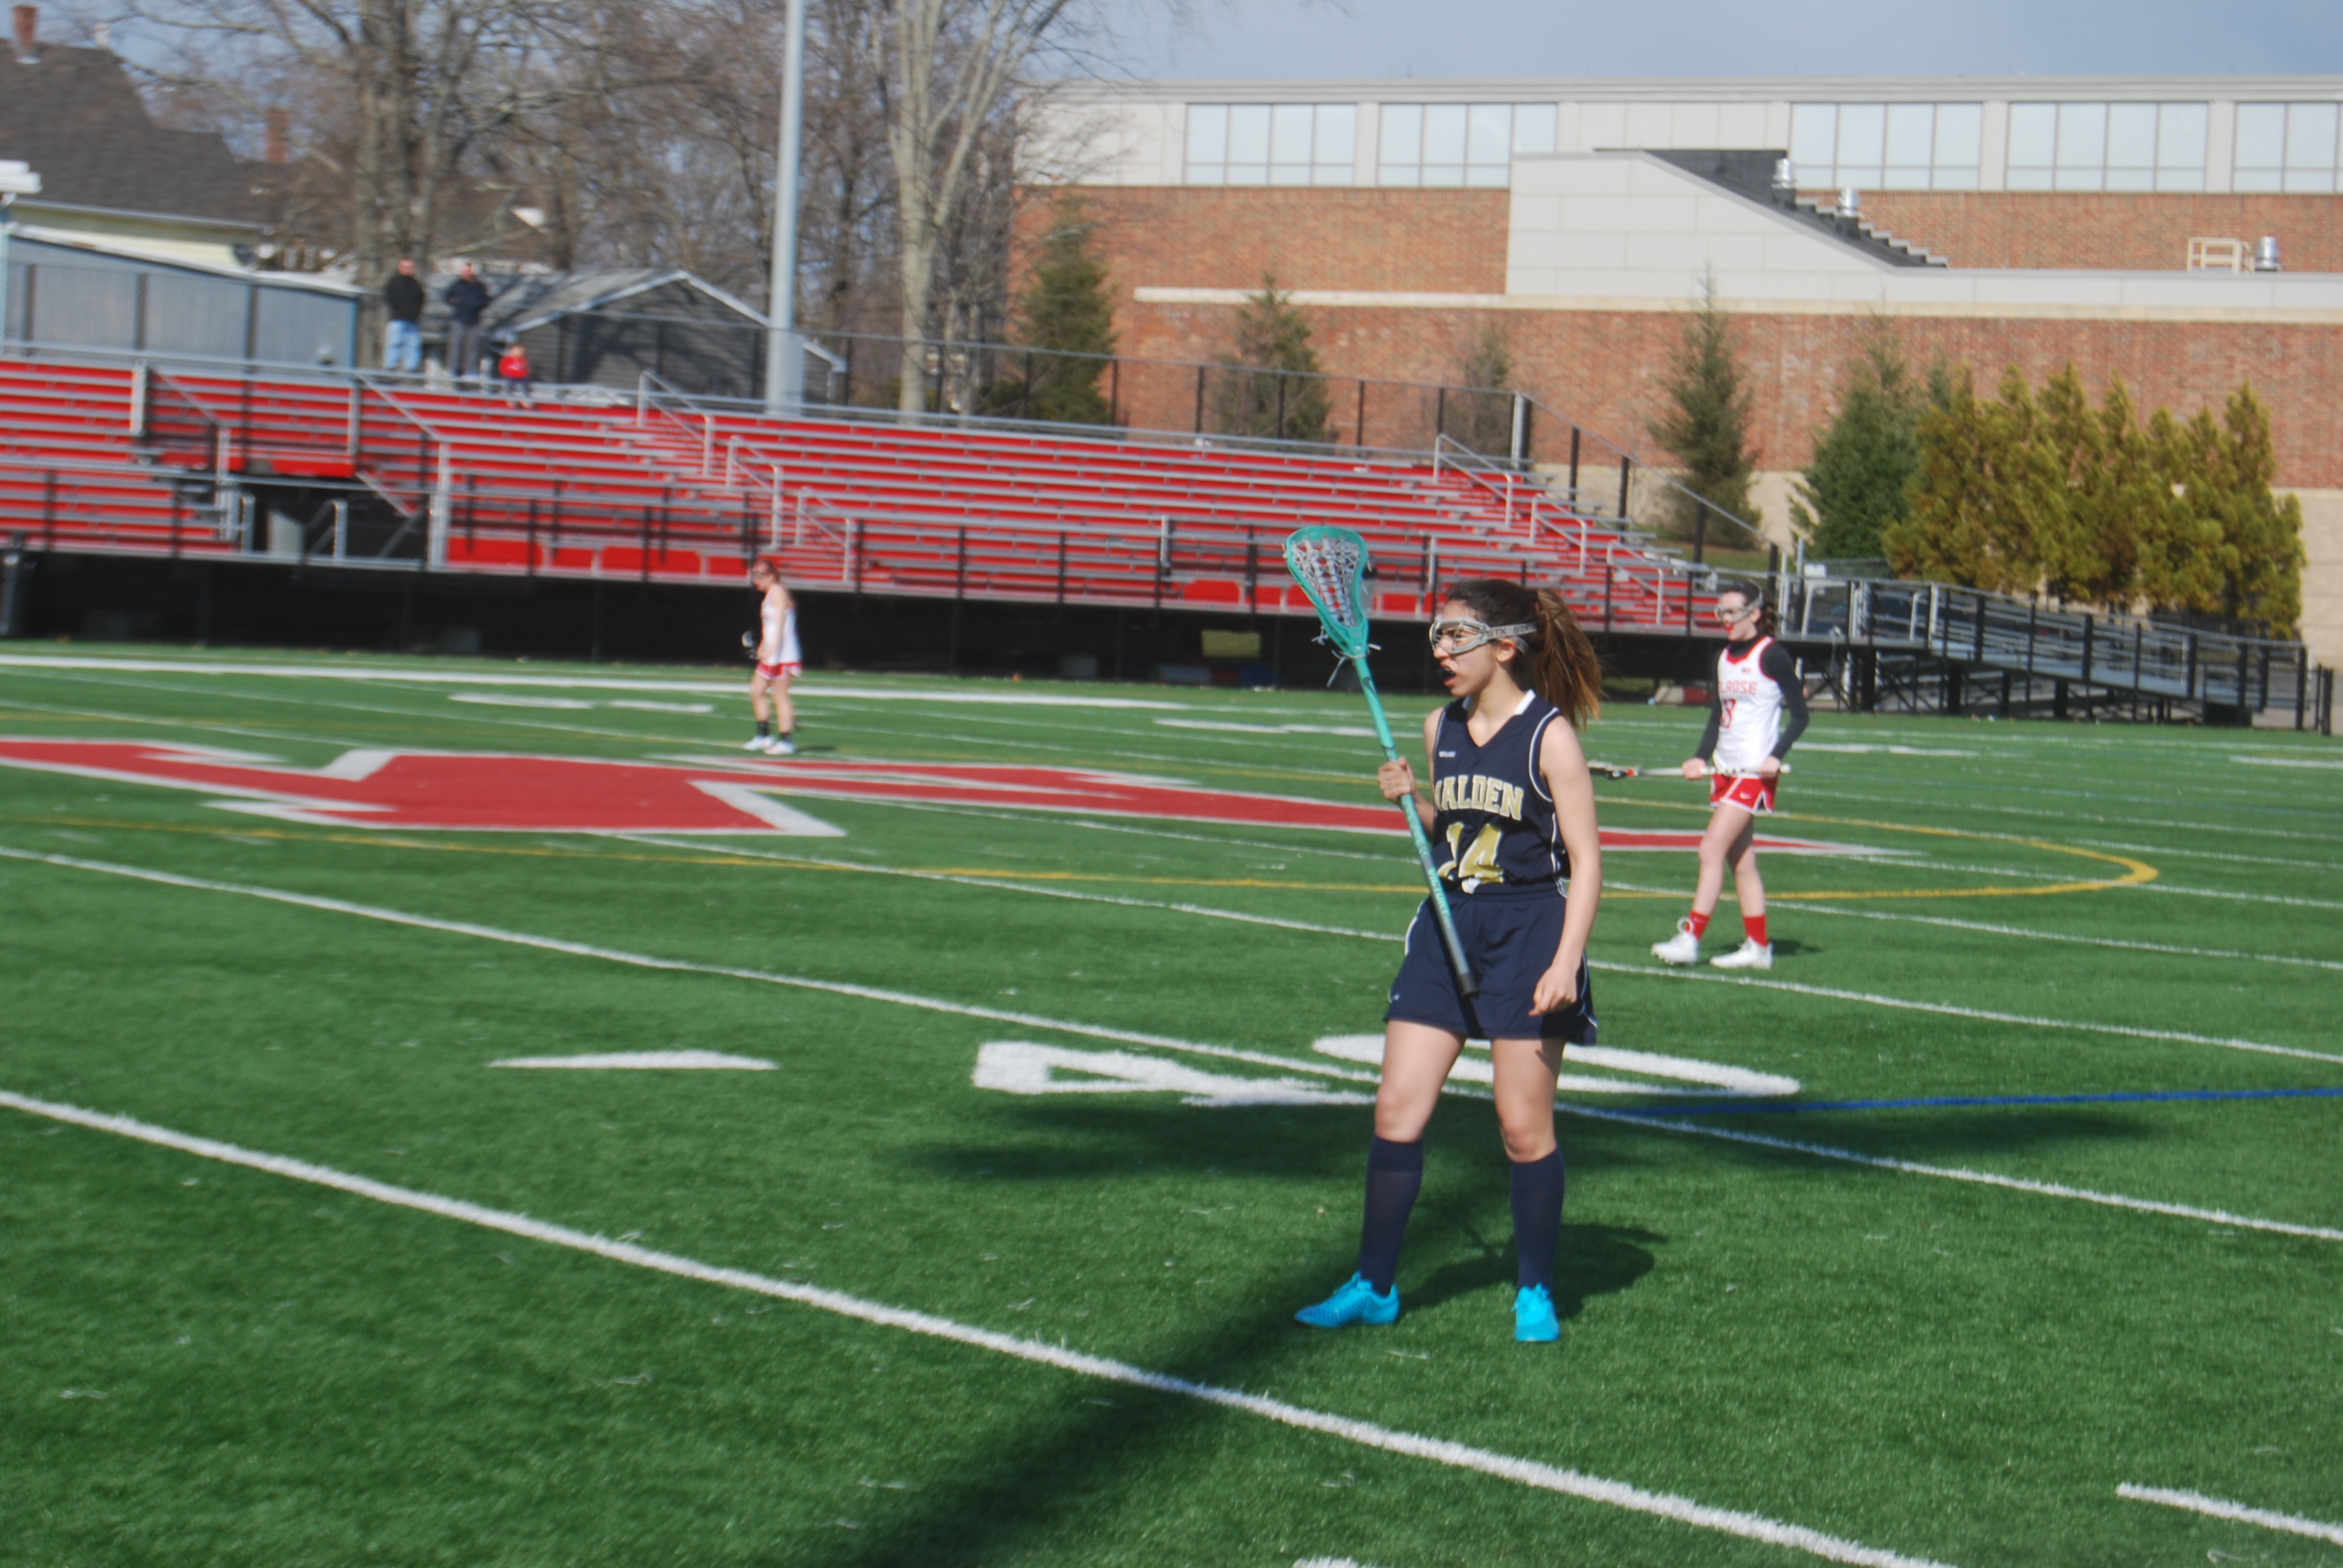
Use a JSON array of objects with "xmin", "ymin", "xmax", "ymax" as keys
[
  {"xmin": 1709, "ymin": 772, "xmax": 1777, "ymax": 814},
  {"xmin": 755, "ymin": 661, "xmax": 801, "ymax": 681}
]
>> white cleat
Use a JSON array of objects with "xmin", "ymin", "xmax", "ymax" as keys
[
  {"xmin": 767, "ymin": 737, "xmax": 796, "ymax": 756},
  {"xmin": 744, "ymin": 736, "xmax": 772, "ymax": 752},
  {"xmin": 1651, "ymin": 921, "xmax": 1701, "ymax": 966},
  {"xmin": 1710, "ymin": 939, "xmax": 1774, "ymax": 971}
]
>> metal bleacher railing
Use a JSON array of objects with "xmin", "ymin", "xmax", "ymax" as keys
[
  {"xmin": 0, "ymin": 346, "xmax": 1724, "ymax": 632},
  {"xmin": 0, "ymin": 340, "xmax": 2328, "ymax": 730},
  {"xmin": 1775, "ymin": 572, "xmax": 2332, "ymax": 731}
]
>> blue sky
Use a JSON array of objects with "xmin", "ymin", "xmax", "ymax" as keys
[{"xmin": 1113, "ymin": 0, "xmax": 2343, "ymax": 80}]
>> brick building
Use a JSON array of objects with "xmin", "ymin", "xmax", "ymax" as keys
[{"xmin": 1029, "ymin": 76, "xmax": 2343, "ymax": 660}]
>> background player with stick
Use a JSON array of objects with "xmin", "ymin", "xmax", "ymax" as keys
[
  {"xmin": 743, "ymin": 559, "xmax": 801, "ymax": 755},
  {"xmin": 1651, "ymin": 582, "xmax": 1807, "ymax": 970},
  {"xmin": 1288, "ymin": 570, "xmax": 1606, "ymax": 1344}
]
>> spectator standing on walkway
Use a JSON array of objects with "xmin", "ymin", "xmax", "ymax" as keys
[
  {"xmin": 444, "ymin": 262, "xmax": 490, "ymax": 382},
  {"xmin": 383, "ymin": 259, "xmax": 424, "ymax": 373}
]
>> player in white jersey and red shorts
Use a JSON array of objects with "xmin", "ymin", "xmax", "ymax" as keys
[
  {"xmin": 744, "ymin": 558, "xmax": 801, "ymax": 755},
  {"xmin": 1651, "ymin": 581, "xmax": 1807, "ymax": 970}
]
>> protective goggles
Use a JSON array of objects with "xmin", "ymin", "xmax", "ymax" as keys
[{"xmin": 1427, "ymin": 616, "xmax": 1537, "ymax": 655}]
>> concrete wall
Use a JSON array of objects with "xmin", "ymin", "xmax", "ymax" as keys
[{"xmin": 2293, "ymin": 489, "xmax": 2343, "ymax": 668}]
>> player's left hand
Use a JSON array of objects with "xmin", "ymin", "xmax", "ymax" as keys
[
  {"xmin": 1756, "ymin": 756, "xmax": 1781, "ymax": 778},
  {"xmin": 1528, "ymin": 958, "xmax": 1579, "ymax": 1015}
]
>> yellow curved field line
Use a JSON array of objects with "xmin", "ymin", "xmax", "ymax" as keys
[
  {"xmin": 10, "ymin": 797, "xmax": 2158, "ymax": 902},
  {"xmin": 1593, "ymin": 792, "xmax": 2158, "ymax": 900}
]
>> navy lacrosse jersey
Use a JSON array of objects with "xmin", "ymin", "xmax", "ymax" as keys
[
  {"xmin": 1388, "ymin": 687, "xmax": 1594, "ymax": 1042},
  {"xmin": 1429, "ymin": 689, "xmax": 1569, "ymax": 894}
]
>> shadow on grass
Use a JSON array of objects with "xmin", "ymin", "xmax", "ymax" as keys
[
  {"xmin": 805, "ymin": 1104, "xmax": 1666, "ymax": 1567},
  {"xmin": 1407, "ymin": 1219, "xmax": 1661, "ymax": 1321}
]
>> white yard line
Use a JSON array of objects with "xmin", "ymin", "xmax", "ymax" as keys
[
  {"xmin": 612, "ymin": 833, "xmax": 1415, "ymax": 941},
  {"xmin": 863, "ymin": 799, "xmax": 1420, "ymax": 866},
  {"xmin": 2131, "ymin": 883, "xmax": 2343, "ymax": 913},
  {"xmin": 1719, "ymin": 901, "xmax": 2343, "ymax": 975},
  {"xmin": 2116, "ymin": 1485, "xmax": 2343, "ymax": 1546},
  {"xmin": 0, "ymin": 1088, "xmax": 1953, "ymax": 1568},
  {"xmin": 4, "ymin": 671, "xmax": 712, "ymax": 748},
  {"xmin": 6, "ymin": 846, "xmax": 2339, "ymax": 1246},
  {"xmin": 1604, "ymin": 964, "xmax": 2343, "ymax": 1067},
  {"xmin": 0, "ymin": 655, "xmax": 1183, "ymax": 708},
  {"xmin": 0, "ymin": 847, "xmax": 1375, "ymax": 1086},
  {"xmin": 2069, "ymin": 838, "xmax": 2343, "ymax": 875},
  {"xmin": 1564, "ymin": 1107, "xmax": 2343, "ymax": 1244},
  {"xmin": 1768, "ymin": 785, "xmax": 2343, "ymax": 847},
  {"xmin": 612, "ymin": 837, "xmax": 2343, "ymax": 1068}
]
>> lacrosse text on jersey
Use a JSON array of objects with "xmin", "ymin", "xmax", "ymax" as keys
[{"xmin": 1428, "ymin": 689, "xmax": 1570, "ymax": 895}]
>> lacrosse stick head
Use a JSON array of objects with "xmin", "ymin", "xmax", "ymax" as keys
[{"xmin": 1283, "ymin": 526, "xmax": 1372, "ymax": 661}]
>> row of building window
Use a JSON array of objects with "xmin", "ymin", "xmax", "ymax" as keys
[
  {"xmin": 1182, "ymin": 100, "xmax": 2343, "ymax": 193},
  {"xmin": 1181, "ymin": 102, "xmax": 1561, "ymax": 187}
]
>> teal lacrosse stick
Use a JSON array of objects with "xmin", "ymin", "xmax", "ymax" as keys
[{"xmin": 1283, "ymin": 526, "xmax": 1479, "ymax": 1000}]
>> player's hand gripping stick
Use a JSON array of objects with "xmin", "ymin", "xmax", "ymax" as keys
[{"xmin": 1283, "ymin": 526, "xmax": 1480, "ymax": 999}]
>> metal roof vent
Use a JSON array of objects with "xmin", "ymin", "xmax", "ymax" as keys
[
  {"xmin": 1835, "ymin": 188, "xmax": 1861, "ymax": 221},
  {"xmin": 2253, "ymin": 235, "xmax": 2282, "ymax": 273},
  {"xmin": 1772, "ymin": 158, "xmax": 1797, "ymax": 199}
]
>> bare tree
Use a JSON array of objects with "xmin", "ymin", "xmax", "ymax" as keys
[
  {"xmin": 113, "ymin": 0, "xmax": 654, "ymax": 339},
  {"xmin": 882, "ymin": 0, "xmax": 1075, "ymax": 413}
]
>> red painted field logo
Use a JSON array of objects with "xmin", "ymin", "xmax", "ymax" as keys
[{"xmin": 0, "ymin": 740, "xmax": 1872, "ymax": 854}]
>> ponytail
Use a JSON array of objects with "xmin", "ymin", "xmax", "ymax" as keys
[
  {"xmin": 1440, "ymin": 577, "xmax": 1604, "ymax": 729},
  {"xmin": 1529, "ymin": 587, "xmax": 1604, "ymax": 728}
]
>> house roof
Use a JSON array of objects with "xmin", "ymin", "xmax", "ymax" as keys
[
  {"xmin": 410, "ymin": 268, "xmax": 772, "ymax": 333},
  {"xmin": 0, "ymin": 42, "xmax": 261, "ymax": 226}
]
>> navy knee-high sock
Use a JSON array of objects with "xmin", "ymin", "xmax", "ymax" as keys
[
  {"xmin": 1510, "ymin": 1148, "xmax": 1566, "ymax": 1290},
  {"xmin": 1355, "ymin": 1136, "xmax": 1424, "ymax": 1295}
]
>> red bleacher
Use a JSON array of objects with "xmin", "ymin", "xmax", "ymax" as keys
[{"xmin": 0, "ymin": 355, "xmax": 1715, "ymax": 632}]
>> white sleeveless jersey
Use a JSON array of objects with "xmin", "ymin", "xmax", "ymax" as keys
[
  {"xmin": 1712, "ymin": 636, "xmax": 1785, "ymax": 776},
  {"xmin": 760, "ymin": 587, "xmax": 801, "ymax": 665}
]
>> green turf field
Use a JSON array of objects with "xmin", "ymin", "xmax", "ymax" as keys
[{"xmin": 2, "ymin": 644, "xmax": 2339, "ymax": 1568}]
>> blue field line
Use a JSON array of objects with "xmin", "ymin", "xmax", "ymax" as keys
[{"xmin": 1582, "ymin": 1086, "xmax": 2343, "ymax": 1119}]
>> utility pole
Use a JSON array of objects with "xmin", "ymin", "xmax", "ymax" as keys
[{"xmin": 762, "ymin": 0, "xmax": 808, "ymax": 413}]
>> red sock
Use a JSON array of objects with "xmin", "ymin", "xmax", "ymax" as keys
[
  {"xmin": 1686, "ymin": 910, "xmax": 1711, "ymax": 938},
  {"xmin": 1744, "ymin": 913, "xmax": 1768, "ymax": 947}
]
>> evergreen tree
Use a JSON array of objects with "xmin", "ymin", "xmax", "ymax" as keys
[
  {"xmin": 1889, "ymin": 366, "xmax": 2053, "ymax": 595},
  {"xmin": 1646, "ymin": 273, "xmax": 1757, "ymax": 524},
  {"xmin": 1789, "ymin": 327, "xmax": 1928, "ymax": 560},
  {"xmin": 1011, "ymin": 197, "xmax": 1118, "ymax": 425},
  {"xmin": 1213, "ymin": 274, "xmax": 1331, "ymax": 443},
  {"xmin": 2191, "ymin": 384, "xmax": 2305, "ymax": 633},
  {"xmin": 2132, "ymin": 407, "xmax": 2227, "ymax": 615},
  {"xmin": 2031, "ymin": 363, "xmax": 2107, "ymax": 604},
  {"xmin": 1447, "ymin": 322, "xmax": 1516, "ymax": 455},
  {"xmin": 1892, "ymin": 364, "xmax": 2304, "ymax": 631}
]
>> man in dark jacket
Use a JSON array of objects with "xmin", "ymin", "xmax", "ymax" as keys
[
  {"xmin": 383, "ymin": 259, "xmax": 424, "ymax": 373},
  {"xmin": 443, "ymin": 262, "xmax": 490, "ymax": 382}
]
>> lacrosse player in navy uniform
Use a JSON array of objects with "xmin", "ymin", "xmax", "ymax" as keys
[
  {"xmin": 1297, "ymin": 578, "xmax": 1605, "ymax": 1344},
  {"xmin": 1651, "ymin": 581, "xmax": 1807, "ymax": 970}
]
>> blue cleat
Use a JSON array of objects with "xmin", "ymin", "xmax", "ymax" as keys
[
  {"xmin": 1294, "ymin": 1272, "xmax": 1400, "ymax": 1329},
  {"xmin": 1514, "ymin": 1282, "xmax": 1561, "ymax": 1343}
]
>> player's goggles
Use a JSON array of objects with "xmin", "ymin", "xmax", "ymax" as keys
[{"xmin": 1427, "ymin": 616, "xmax": 1536, "ymax": 655}]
